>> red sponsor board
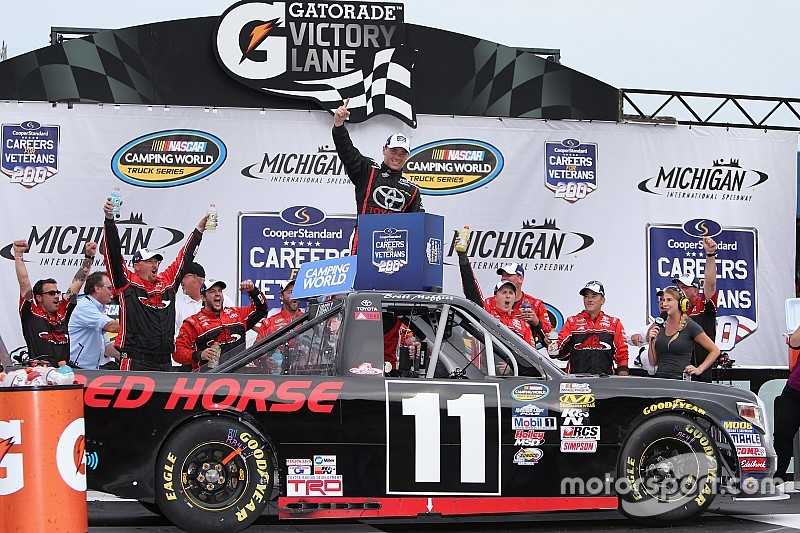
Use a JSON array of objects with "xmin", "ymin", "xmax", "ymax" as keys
[
  {"xmin": 740, "ymin": 457, "xmax": 767, "ymax": 471},
  {"xmin": 736, "ymin": 446, "xmax": 766, "ymax": 457},
  {"xmin": 287, "ymin": 475, "xmax": 343, "ymax": 496},
  {"xmin": 277, "ymin": 496, "xmax": 619, "ymax": 519},
  {"xmin": 354, "ymin": 311, "xmax": 380, "ymax": 320},
  {"xmin": 560, "ymin": 440, "xmax": 597, "ymax": 453},
  {"xmin": 514, "ymin": 430, "xmax": 545, "ymax": 441}
]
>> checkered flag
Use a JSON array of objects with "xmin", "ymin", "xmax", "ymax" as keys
[{"xmin": 267, "ymin": 46, "xmax": 417, "ymax": 127}]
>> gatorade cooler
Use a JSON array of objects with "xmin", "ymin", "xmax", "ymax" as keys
[{"xmin": 0, "ymin": 385, "xmax": 87, "ymax": 532}]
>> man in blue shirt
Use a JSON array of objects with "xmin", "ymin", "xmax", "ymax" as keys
[{"xmin": 68, "ymin": 271, "xmax": 120, "ymax": 369}]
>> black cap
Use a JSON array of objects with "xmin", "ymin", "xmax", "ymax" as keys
[{"xmin": 185, "ymin": 262, "xmax": 205, "ymax": 278}]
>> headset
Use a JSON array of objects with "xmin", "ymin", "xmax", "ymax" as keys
[{"xmin": 663, "ymin": 285, "xmax": 689, "ymax": 313}]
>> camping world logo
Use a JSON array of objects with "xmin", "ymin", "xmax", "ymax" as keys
[
  {"xmin": 213, "ymin": 1, "xmax": 416, "ymax": 126},
  {"xmin": 637, "ymin": 158, "xmax": 768, "ymax": 201},
  {"xmin": 372, "ymin": 227, "xmax": 408, "ymax": 274},
  {"xmin": 406, "ymin": 139, "xmax": 504, "ymax": 195}
]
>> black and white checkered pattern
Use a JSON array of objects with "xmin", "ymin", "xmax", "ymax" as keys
[
  {"xmin": 0, "ymin": 19, "xmax": 618, "ymax": 124},
  {"xmin": 267, "ymin": 46, "xmax": 417, "ymax": 127}
]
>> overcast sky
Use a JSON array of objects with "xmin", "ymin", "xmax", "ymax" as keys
[{"xmin": 1, "ymin": 0, "xmax": 798, "ymax": 100}]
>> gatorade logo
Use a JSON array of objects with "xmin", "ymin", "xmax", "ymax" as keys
[
  {"xmin": 0, "ymin": 417, "xmax": 86, "ymax": 495},
  {"xmin": 0, "ymin": 420, "xmax": 24, "ymax": 495},
  {"xmin": 56, "ymin": 418, "xmax": 86, "ymax": 491}
]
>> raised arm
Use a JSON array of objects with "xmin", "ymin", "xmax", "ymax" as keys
[
  {"xmin": 13, "ymin": 240, "xmax": 32, "ymax": 299},
  {"xmin": 457, "ymin": 250, "xmax": 484, "ymax": 307},
  {"xmin": 160, "ymin": 215, "xmax": 206, "ymax": 291},
  {"xmin": 332, "ymin": 99, "xmax": 370, "ymax": 183},
  {"xmin": 102, "ymin": 199, "xmax": 129, "ymax": 291},
  {"xmin": 65, "ymin": 241, "xmax": 96, "ymax": 302},
  {"xmin": 702, "ymin": 236, "xmax": 718, "ymax": 300},
  {"xmin": 240, "ymin": 280, "xmax": 270, "ymax": 330}
]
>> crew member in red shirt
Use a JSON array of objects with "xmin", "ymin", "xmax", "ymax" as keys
[
  {"xmin": 487, "ymin": 263, "xmax": 552, "ymax": 344},
  {"xmin": 554, "ymin": 281, "xmax": 629, "ymax": 375},
  {"xmin": 255, "ymin": 279, "xmax": 303, "ymax": 342},
  {"xmin": 457, "ymin": 249, "xmax": 534, "ymax": 346},
  {"xmin": 174, "ymin": 279, "xmax": 268, "ymax": 371}
]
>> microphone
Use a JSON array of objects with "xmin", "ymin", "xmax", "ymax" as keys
[{"xmin": 654, "ymin": 311, "xmax": 668, "ymax": 326}]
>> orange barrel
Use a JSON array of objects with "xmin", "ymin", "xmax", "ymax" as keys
[{"xmin": 0, "ymin": 385, "xmax": 87, "ymax": 532}]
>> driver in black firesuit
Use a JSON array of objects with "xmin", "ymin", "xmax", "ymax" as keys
[{"xmin": 332, "ymin": 98, "xmax": 423, "ymax": 254}]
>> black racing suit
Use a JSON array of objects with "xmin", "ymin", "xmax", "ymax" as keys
[
  {"xmin": 102, "ymin": 217, "xmax": 201, "ymax": 371},
  {"xmin": 332, "ymin": 124, "xmax": 423, "ymax": 252}
]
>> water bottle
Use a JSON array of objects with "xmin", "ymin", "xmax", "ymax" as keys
[
  {"xmin": 455, "ymin": 225, "xmax": 470, "ymax": 253},
  {"xmin": 270, "ymin": 350, "xmax": 284, "ymax": 375},
  {"xmin": 109, "ymin": 187, "xmax": 122, "ymax": 218},
  {"xmin": 206, "ymin": 344, "xmax": 221, "ymax": 368},
  {"xmin": 205, "ymin": 204, "xmax": 218, "ymax": 231},
  {"xmin": 547, "ymin": 330, "xmax": 559, "ymax": 357}
]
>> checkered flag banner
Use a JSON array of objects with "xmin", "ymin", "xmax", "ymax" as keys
[{"xmin": 268, "ymin": 46, "xmax": 417, "ymax": 127}]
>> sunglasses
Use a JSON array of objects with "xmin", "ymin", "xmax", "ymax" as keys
[{"xmin": 40, "ymin": 290, "xmax": 61, "ymax": 296}]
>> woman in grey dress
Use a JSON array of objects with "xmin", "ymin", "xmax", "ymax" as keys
[{"xmin": 647, "ymin": 286, "xmax": 720, "ymax": 380}]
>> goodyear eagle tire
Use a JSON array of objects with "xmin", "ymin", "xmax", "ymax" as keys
[
  {"xmin": 617, "ymin": 415, "xmax": 719, "ymax": 526},
  {"xmin": 155, "ymin": 417, "xmax": 273, "ymax": 533}
]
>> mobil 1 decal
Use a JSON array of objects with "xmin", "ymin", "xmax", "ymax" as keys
[
  {"xmin": 647, "ymin": 219, "xmax": 757, "ymax": 349},
  {"xmin": 386, "ymin": 381, "xmax": 500, "ymax": 495},
  {"xmin": 239, "ymin": 207, "xmax": 353, "ymax": 305},
  {"xmin": 544, "ymin": 138, "xmax": 597, "ymax": 203}
]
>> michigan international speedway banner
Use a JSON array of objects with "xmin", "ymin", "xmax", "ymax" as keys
[{"xmin": 0, "ymin": 101, "xmax": 795, "ymax": 367}]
